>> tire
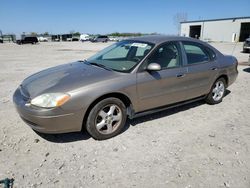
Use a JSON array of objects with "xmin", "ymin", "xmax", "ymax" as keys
[
  {"xmin": 86, "ymin": 98, "xmax": 127, "ymax": 140},
  {"xmin": 205, "ymin": 78, "xmax": 226, "ymax": 105}
]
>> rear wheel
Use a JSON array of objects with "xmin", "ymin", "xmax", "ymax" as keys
[
  {"xmin": 86, "ymin": 98, "xmax": 127, "ymax": 140},
  {"xmin": 205, "ymin": 78, "xmax": 226, "ymax": 105}
]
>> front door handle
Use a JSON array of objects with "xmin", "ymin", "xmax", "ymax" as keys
[
  {"xmin": 211, "ymin": 67, "xmax": 218, "ymax": 71},
  {"xmin": 176, "ymin": 73, "xmax": 186, "ymax": 78}
]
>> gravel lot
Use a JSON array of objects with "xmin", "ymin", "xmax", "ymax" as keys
[{"xmin": 0, "ymin": 41, "xmax": 250, "ymax": 188}]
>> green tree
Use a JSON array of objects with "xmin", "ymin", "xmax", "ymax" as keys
[
  {"xmin": 43, "ymin": 32, "xmax": 49, "ymax": 36},
  {"xmin": 30, "ymin": 32, "xmax": 37, "ymax": 36},
  {"xmin": 73, "ymin": 32, "xmax": 81, "ymax": 36}
]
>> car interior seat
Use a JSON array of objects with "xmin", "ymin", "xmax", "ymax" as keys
[{"xmin": 156, "ymin": 47, "xmax": 177, "ymax": 68}]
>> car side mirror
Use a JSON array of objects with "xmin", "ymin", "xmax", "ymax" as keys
[{"xmin": 147, "ymin": 63, "xmax": 161, "ymax": 71}]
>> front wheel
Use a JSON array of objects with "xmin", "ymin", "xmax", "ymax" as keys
[
  {"xmin": 205, "ymin": 78, "xmax": 226, "ymax": 105},
  {"xmin": 86, "ymin": 98, "xmax": 127, "ymax": 140}
]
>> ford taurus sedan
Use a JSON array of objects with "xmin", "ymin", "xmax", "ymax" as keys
[{"xmin": 13, "ymin": 35, "xmax": 238, "ymax": 140}]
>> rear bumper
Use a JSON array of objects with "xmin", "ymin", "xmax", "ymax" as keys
[
  {"xmin": 228, "ymin": 70, "xmax": 238, "ymax": 87},
  {"xmin": 13, "ymin": 88, "xmax": 83, "ymax": 134}
]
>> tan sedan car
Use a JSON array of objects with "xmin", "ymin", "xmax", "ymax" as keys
[{"xmin": 13, "ymin": 35, "xmax": 238, "ymax": 140}]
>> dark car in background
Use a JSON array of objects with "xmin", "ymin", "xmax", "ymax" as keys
[
  {"xmin": 90, "ymin": 35, "xmax": 109, "ymax": 43},
  {"xmin": 16, "ymin": 37, "xmax": 38, "ymax": 45},
  {"xmin": 243, "ymin": 38, "xmax": 250, "ymax": 53},
  {"xmin": 13, "ymin": 35, "xmax": 238, "ymax": 140}
]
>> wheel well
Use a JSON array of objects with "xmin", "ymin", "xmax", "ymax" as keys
[
  {"xmin": 82, "ymin": 93, "xmax": 132, "ymax": 130},
  {"xmin": 217, "ymin": 75, "xmax": 229, "ymax": 87}
]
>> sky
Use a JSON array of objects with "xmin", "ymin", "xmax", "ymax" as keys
[{"xmin": 0, "ymin": 0, "xmax": 249, "ymax": 36}]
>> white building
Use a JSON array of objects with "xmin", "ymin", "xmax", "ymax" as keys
[{"xmin": 180, "ymin": 17, "xmax": 250, "ymax": 42}]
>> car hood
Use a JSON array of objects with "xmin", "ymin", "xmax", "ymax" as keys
[{"xmin": 21, "ymin": 61, "xmax": 119, "ymax": 98}]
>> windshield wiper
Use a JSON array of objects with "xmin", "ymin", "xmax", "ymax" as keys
[{"xmin": 88, "ymin": 62, "xmax": 113, "ymax": 71}]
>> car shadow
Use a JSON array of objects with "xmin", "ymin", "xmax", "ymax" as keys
[
  {"xmin": 243, "ymin": 67, "xmax": 250, "ymax": 73},
  {"xmin": 35, "ymin": 131, "xmax": 91, "ymax": 143},
  {"xmin": 124, "ymin": 100, "xmax": 205, "ymax": 129},
  {"xmin": 225, "ymin": 89, "xmax": 231, "ymax": 97},
  {"xmin": 36, "ymin": 90, "xmax": 231, "ymax": 143}
]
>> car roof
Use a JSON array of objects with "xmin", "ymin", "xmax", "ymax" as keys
[
  {"xmin": 127, "ymin": 35, "xmax": 222, "ymax": 56},
  {"xmin": 128, "ymin": 35, "xmax": 201, "ymax": 45}
]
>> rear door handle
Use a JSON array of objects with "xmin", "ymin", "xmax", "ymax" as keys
[{"xmin": 176, "ymin": 73, "xmax": 186, "ymax": 78}]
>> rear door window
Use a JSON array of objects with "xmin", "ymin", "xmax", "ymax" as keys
[{"xmin": 182, "ymin": 42, "xmax": 210, "ymax": 65}]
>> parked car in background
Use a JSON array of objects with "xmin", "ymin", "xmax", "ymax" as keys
[
  {"xmin": 38, "ymin": 36, "xmax": 48, "ymax": 42},
  {"xmin": 0, "ymin": 38, "xmax": 3, "ymax": 43},
  {"xmin": 72, "ymin": 38, "xmax": 79, "ymax": 41},
  {"xmin": 108, "ymin": 36, "xmax": 119, "ymax": 42},
  {"xmin": 16, "ymin": 37, "xmax": 38, "ymax": 45},
  {"xmin": 52, "ymin": 35, "xmax": 60, "ymax": 42},
  {"xmin": 80, "ymin": 34, "xmax": 90, "ymax": 42},
  {"xmin": 90, "ymin": 35, "xmax": 108, "ymax": 43},
  {"xmin": 243, "ymin": 37, "xmax": 250, "ymax": 53},
  {"xmin": 13, "ymin": 35, "xmax": 238, "ymax": 140}
]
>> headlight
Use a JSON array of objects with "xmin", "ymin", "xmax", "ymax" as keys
[{"xmin": 30, "ymin": 93, "xmax": 70, "ymax": 108}]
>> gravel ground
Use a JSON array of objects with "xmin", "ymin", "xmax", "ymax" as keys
[{"xmin": 0, "ymin": 41, "xmax": 250, "ymax": 188}]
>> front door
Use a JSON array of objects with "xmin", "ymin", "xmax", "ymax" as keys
[{"xmin": 136, "ymin": 42, "xmax": 188, "ymax": 112}]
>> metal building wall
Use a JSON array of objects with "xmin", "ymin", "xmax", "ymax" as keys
[
  {"xmin": 180, "ymin": 18, "xmax": 250, "ymax": 42},
  {"xmin": 181, "ymin": 21, "xmax": 203, "ymax": 38}
]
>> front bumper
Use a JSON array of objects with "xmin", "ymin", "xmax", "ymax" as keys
[{"xmin": 13, "ymin": 88, "xmax": 83, "ymax": 134}]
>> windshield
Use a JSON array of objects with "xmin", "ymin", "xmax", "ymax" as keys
[{"xmin": 87, "ymin": 40, "xmax": 154, "ymax": 72}]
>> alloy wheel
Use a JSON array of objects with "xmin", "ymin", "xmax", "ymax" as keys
[
  {"xmin": 95, "ymin": 104, "xmax": 122, "ymax": 134},
  {"xmin": 212, "ymin": 80, "xmax": 225, "ymax": 101}
]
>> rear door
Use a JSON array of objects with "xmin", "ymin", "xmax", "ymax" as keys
[
  {"xmin": 136, "ymin": 42, "xmax": 188, "ymax": 112},
  {"xmin": 181, "ymin": 41, "xmax": 219, "ymax": 99}
]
